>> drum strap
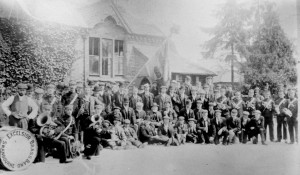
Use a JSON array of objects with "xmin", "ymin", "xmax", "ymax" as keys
[
  {"xmin": 277, "ymin": 99, "xmax": 286, "ymax": 108},
  {"xmin": 54, "ymin": 116, "xmax": 73, "ymax": 140},
  {"xmin": 288, "ymin": 98, "xmax": 297, "ymax": 109},
  {"xmin": 69, "ymin": 94, "xmax": 78, "ymax": 105}
]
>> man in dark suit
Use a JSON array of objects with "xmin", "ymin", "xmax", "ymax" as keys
[
  {"xmin": 248, "ymin": 110, "xmax": 267, "ymax": 145},
  {"xmin": 260, "ymin": 90, "xmax": 275, "ymax": 142},
  {"xmin": 240, "ymin": 111, "xmax": 251, "ymax": 144},
  {"xmin": 168, "ymin": 86, "xmax": 181, "ymax": 114},
  {"xmin": 97, "ymin": 83, "xmax": 111, "ymax": 107},
  {"xmin": 162, "ymin": 101, "xmax": 177, "ymax": 124},
  {"xmin": 179, "ymin": 100, "xmax": 195, "ymax": 122},
  {"xmin": 155, "ymin": 86, "xmax": 172, "ymax": 112},
  {"xmin": 198, "ymin": 89, "xmax": 209, "ymax": 110},
  {"xmin": 112, "ymin": 83, "xmax": 127, "ymax": 108},
  {"xmin": 230, "ymin": 91, "xmax": 245, "ymax": 118},
  {"xmin": 61, "ymin": 82, "xmax": 80, "ymax": 117},
  {"xmin": 189, "ymin": 86, "xmax": 199, "ymax": 110},
  {"xmin": 129, "ymin": 86, "xmax": 142, "ymax": 110},
  {"xmin": 140, "ymin": 84, "xmax": 154, "ymax": 113},
  {"xmin": 274, "ymin": 89, "xmax": 288, "ymax": 143},
  {"xmin": 120, "ymin": 97, "xmax": 136, "ymax": 128},
  {"xmin": 194, "ymin": 99, "xmax": 204, "ymax": 121},
  {"xmin": 226, "ymin": 109, "xmax": 241, "ymax": 144},
  {"xmin": 208, "ymin": 102, "xmax": 215, "ymax": 119},
  {"xmin": 183, "ymin": 76, "xmax": 192, "ymax": 96},
  {"xmin": 178, "ymin": 86, "xmax": 189, "ymax": 112},
  {"xmin": 157, "ymin": 116, "xmax": 179, "ymax": 146},
  {"xmin": 286, "ymin": 88, "xmax": 298, "ymax": 144},
  {"xmin": 196, "ymin": 110, "xmax": 214, "ymax": 144},
  {"xmin": 211, "ymin": 110, "xmax": 229, "ymax": 145}
]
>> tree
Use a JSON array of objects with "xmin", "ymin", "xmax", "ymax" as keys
[
  {"xmin": 242, "ymin": 2, "xmax": 297, "ymax": 90},
  {"xmin": 203, "ymin": 0, "xmax": 251, "ymax": 85}
]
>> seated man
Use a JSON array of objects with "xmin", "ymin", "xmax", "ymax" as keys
[
  {"xmin": 174, "ymin": 116, "xmax": 187, "ymax": 144},
  {"xmin": 186, "ymin": 118, "xmax": 199, "ymax": 143},
  {"xmin": 148, "ymin": 103, "xmax": 162, "ymax": 127},
  {"xmin": 162, "ymin": 101, "xmax": 177, "ymax": 125},
  {"xmin": 83, "ymin": 114, "xmax": 102, "ymax": 160},
  {"xmin": 28, "ymin": 104, "xmax": 70, "ymax": 163},
  {"xmin": 211, "ymin": 110, "xmax": 229, "ymax": 145},
  {"xmin": 157, "ymin": 116, "xmax": 179, "ymax": 146},
  {"xmin": 248, "ymin": 110, "xmax": 267, "ymax": 145},
  {"xmin": 240, "ymin": 111, "xmax": 251, "ymax": 144},
  {"xmin": 106, "ymin": 114, "xmax": 127, "ymax": 150},
  {"xmin": 56, "ymin": 105, "xmax": 80, "ymax": 159},
  {"xmin": 196, "ymin": 110, "xmax": 214, "ymax": 144},
  {"xmin": 226, "ymin": 109, "xmax": 241, "ymax": 144},
  {"xmin": 135, "ymin": 102, "xmax": 146, "ymax": 123},
  {"xmin": 123, "ymin": 119, "xmax": 145, "ymax": 148},
  {"xmin": 139, "ymin": 116, "xmax": 166, "ymax": 145}
]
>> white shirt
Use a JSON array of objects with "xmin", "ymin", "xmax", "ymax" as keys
[{"xmin": 1, "ymin": 95, "xmax": 38, "ymax": 119}]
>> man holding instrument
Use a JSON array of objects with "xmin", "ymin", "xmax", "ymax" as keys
[
  {"xmin": 28, "ymin": 104, "xmax": 70, "ymax": 163},
  {"xmin": 1, "ymin": 83, "xmax": 38, "ymax": 129}
]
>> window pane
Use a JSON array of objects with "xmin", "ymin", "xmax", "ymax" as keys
[
  {"xmin": 89, "ymin": 56, "xmax": 99, "ymax": 74},
  {"xmin": 89, "ymin": 37, "xmax": 99, "ymax": 56},
  {"xmin": 102, "ymin": 39, "xmax": 113, "ymax": 76}
]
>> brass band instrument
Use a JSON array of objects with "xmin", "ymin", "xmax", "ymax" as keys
[
  {"xmin": 37, "ymin": 113, "xmax": 58, "ymax": 138},
  {"xmin": 262, "ymin": 100, "xmax": 272, "ymax": 111},
  {"xmin": 76, "ymin": 98, "xmax": 89, "ymax": 118},
  {"xmin": 282, "ymin": 108, "xmax": 292, "ymax": 117},
  {"xmin": 89, "ymin": 114, "xmax": 102, "ymax": 134}
]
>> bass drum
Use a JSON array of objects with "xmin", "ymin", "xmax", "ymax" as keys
[{"xmin": 0, "ymin": 126, "xmax": 37, "ymax": 171}]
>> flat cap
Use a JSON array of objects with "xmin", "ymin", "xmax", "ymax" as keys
[
  {"xmin": 124, "ymin": 119, "xmax": 131, "ymax": 124},
  {"xmin": 243, "ymin": 111, "xmax": 250, "ymax": 115},
  {"xmin": 46, "ymin": 84, "xmax": 56, "ymax": 89},
  {"xmin": 178, "ymin": 116, "xmax": 185, "ymax": 121},
  {"xmin": 35, "ymin": 88, "xmax": 44, "ymax": 94},
  {"xmin": 254, "ymin": 110, "xmax": 261, "ymax": 114},
  {"xmin": 64, "ymin": 105, "xmax": 73, "ymax": 110},
  {"xmin": 163, "ymin": 116, "xmax": 170, "ymax": 120},
  {"xmin": 215, "ymin": 109, "xmax": 222, "ymax": 113},
  {"xmin": 188, "ymin": 118, "xmax": 196, "ymax": 122},
  {"xmin": 17, "ymin": 83, "xmax": 28, "ymax": 89},
  {"xmin": 152, "ymin": 103, "xmax": 158, "ymax": 108}
]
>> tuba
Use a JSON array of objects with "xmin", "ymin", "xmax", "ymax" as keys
[
  {"xmin": 37, "ymin": 113, "xmax": 57, "ymax": 138},
  {"xmin": 89, "ymin": 114, "xmax": 102, "ymax": 134}
]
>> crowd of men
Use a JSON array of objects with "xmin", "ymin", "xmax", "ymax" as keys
[{"xmin": 0, "ymin": 75, "xmax": 298, "ymax": 164}]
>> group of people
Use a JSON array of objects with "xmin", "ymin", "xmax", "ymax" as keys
[{"xmin": 0, "ymin": 75, "xmax": 298, "ymax": 164}]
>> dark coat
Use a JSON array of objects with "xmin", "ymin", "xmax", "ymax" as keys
[
  {"xmin": 120, "ymin": 106, "xmax": 136, "ymax": 125},
  {"xmin": 140, "ymin": 92, "xmax": 154, "ymax": 112},
  {"xmin": 129, "ymin": 95, "xmax": 142, "ymax": 110},
  {"xmin": 179, "ymin": 108, "xmax": 195, "ymax": 122},
  {"xmin": 211, "ymin": 117, "xmax": 227, "ymax": 137}
]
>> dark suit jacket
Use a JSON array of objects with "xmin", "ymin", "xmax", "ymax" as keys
[
  {"xmin": 178, "ymin": 94, "xmax": 189, "ymax": 111},
  {"xmin": 135, "ymin": 109, "xmax": 147, "ymax": 120},
  {"xmin": 240, "ymin": 117, "xmax": 251, "ymax": 132},
  {"xmin": 148, "ymin": 111, "xmax": 162, "ymax": 122},
  {"xmin": 249, "ymin": 116, "xmax": 265, "ymax": 129},
  {"xmin": 179, "ymin": 108, "xmax": 195, "ymax": 122},
  {"xmin": 121, "ymin": 106, "xmax": 136, "ymax": 125},
  {"xmin": 154, "ymin": 94, "xmax": 172, "ymax": 111},
  {"xmin": 194, "ymin": 108, "xmax": 203, "ymax": 121},
  {"xmin": 226, "ymin": 117, "xmax": 241, "ymax": 132},
  {"xmin": 157, "ymin": 124, "xmax": 174, "ymax": 138},
  {"xmin": 139, "ymin": 124, "xmax": 156, "ymax": 143},
  {"xmin": 140, "ymin": 92, "xmax": 154, "ymax": 112},
  {"xmin": 129, "ymin": 95, "xmax": 142, "ymax": 110},
  {"xmin": 196, "ymin": 117, "xmax": 213, "ymax": 136},
  {"xmin": 112, "ymin": 92, "xmax": 127, "ymax": 108},
  {"xmin": 211, "ymin": 117, "xmax": 227, "ymax": 137},
  {"xmin": 189, "ymin": 95, "xmax": 200, "ymax": 110}
]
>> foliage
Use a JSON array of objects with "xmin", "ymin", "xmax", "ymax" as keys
[
  {"xmin": 0, "ymin": 18, "xmax": 81, "ymax": 87},
  {"xmin": 203, "ymin": 0, "xmax": 251, "ymax": 59},
  {"xmin": 242, "ymin": 2, "xmax": 297, "ymax": 89}
]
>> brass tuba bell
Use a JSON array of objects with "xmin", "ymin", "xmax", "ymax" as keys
[{"xmin": 37, "ymin": 113, "xmax": 57, "ymax": 138}]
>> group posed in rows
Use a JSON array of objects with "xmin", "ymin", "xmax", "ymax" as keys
[{"xmin": 0, "ymin": 76, "xmax": 298, "ymax": 163}]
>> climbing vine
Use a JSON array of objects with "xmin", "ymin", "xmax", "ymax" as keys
[{"xmin": 0, "ymin": 18, "xmax": 82, "ymax": 87}]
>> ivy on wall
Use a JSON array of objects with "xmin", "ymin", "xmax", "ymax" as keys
[{"xmin": 0, "ymin": 18, "xmax": 82, "ymax": 87}]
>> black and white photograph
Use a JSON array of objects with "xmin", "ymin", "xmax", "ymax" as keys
[{"xmin": 0, "ymin": 0, "xmax": 299, "ymax": 174}]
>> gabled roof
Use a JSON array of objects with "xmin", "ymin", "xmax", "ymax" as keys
[{"xmin": 79, "ymin": 0, "xmax": 165, "ymax": 37}]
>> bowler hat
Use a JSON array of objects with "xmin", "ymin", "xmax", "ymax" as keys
[
  {"xmin": 35, "ymin": 88, "xmax": 44, "ymax": 94},
  {"xmin": 93, "ymin": 86, "xmax": 101, "ymax": 92},
  {"xmin": 243, "ymin": 111, "xmax": 250, "ymax": 115},
  {"xmin": 178, "ymin": 116, "xmax": 185, "ymax": 121},
  {"xmin": 124, "ymin": 119, "xmax": 131, "ymax": 124},
  {"xmin": 215, "ymin": 109, "xmax": 222, "ymax": 113}
]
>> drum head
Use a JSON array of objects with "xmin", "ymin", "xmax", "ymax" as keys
[{"xmin": 0, "ymin": 128, "xmax": 37, "ymax": 171}]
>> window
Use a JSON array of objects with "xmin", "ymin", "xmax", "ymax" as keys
[
  {"xmin": 89, "ymin": 37, "xmax": 124, "ymax": 76},
  {"xmin": 114, "ymin": 40, "xmax": 124, "ymax": 75},
  {"xmin": 89, "ymin": 37, "xmax": 100, "ymax": 75},
  {"xmin": 196, "ymin": 76, "xmax": 200, "ymax": 83}
]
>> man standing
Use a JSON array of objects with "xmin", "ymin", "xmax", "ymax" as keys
[
  {"xmin": 261, "ymin": 90, "xmax": 275, "ymax": 142},
  {"xmin": 155, "ymin": 86, "xmax": 172, "ymax": 112},
  {"xmin": 43, "ymin": 84, "xmax": 63, "ymax": 117},
  {"xmin": 2, "ymin": 83, "xmax": 38, "ymax": 129},
  {"xmin": 243, "ymin": 89, "xmax": 257, "ymax": 119},
  {"xmin": 274, "ymin": 89, "xmax": 288, "ymax": 143},
  {"xmin": 129, "ymin": 86, "xmax": 142, "ymax": 110},
  {"xmin": 189, "ymin": 86, "xmax": 199, "ymax": 110},
  {"xmin": 61, "ymin": 82, "xmax": 80, "ymax": 117},
  {"xmin": 286, "ymin": 88, "xmax": 298, "ymax": 144},
  {"xmin": 231, "ymin": 91, "xmax": 244, "ymax": 118},
  {"xmin": 183, "ymin": 76, "xmax": 192, "ymax": 96},
  {"xmin": 140, "ymin": 84, "xmax": 154, "ymax": 113}
]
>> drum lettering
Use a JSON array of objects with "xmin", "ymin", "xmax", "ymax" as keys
[
  {"xmin": 1, "ymin": 151, "xmax": 14, "ymax": 169},
  {"xmin": 17, "ymin": 159, "xmax": 30, "ymax": 168},
  {"xmin": 21, "ymin": 131, "xmax": 31, "ymax": 140}
]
